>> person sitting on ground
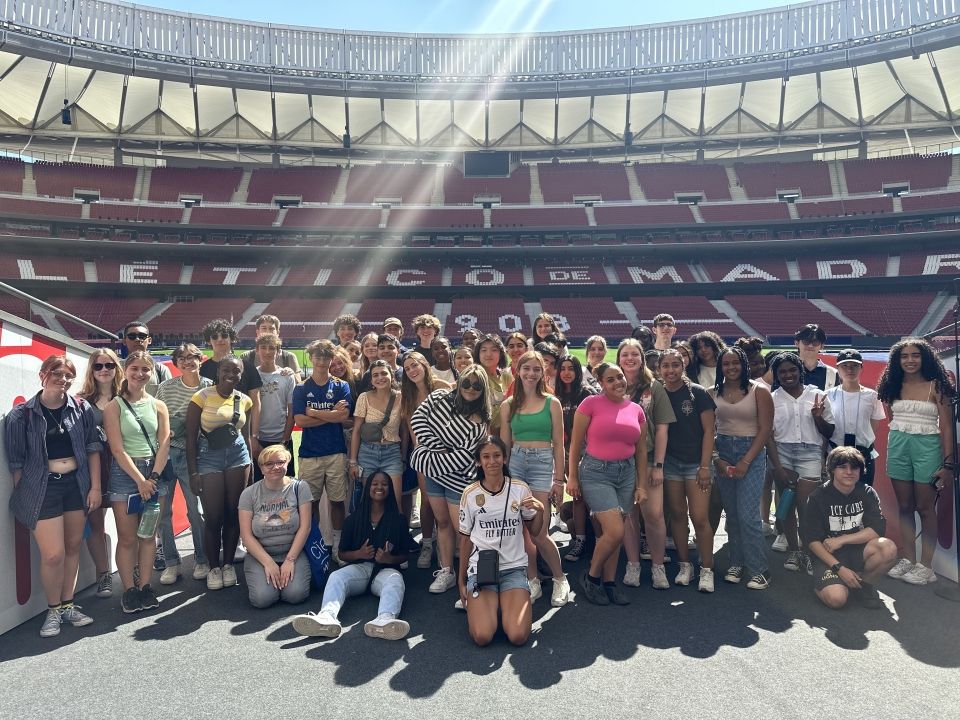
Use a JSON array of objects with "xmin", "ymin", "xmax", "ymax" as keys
[
  {"xmin": 238, "ymin": 444, "xmax": 312, "ymax": 608},
  {"xmin": 292, "ymin": 470, "xmax": 414, "ymax": 640},
  {"xmin": 459, "ymin": 436, "xmax": 546, "ymax": 647},
  {"xmin": 805, "ymin": 446, "xmax": 898, "ymax": 609}
]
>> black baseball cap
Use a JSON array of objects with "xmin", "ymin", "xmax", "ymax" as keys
[{"xmin": 835, "ymin": 349, "xmax": 863, "ymax": 365}]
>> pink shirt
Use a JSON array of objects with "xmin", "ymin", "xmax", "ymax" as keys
[{"xmin": 578, "ymin": 393, "xmax": 647, "ymax": 461}]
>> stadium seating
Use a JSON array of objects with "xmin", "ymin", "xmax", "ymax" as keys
[
  {"xmin": 726, "ymin": 295, "xmax": 858, "ymax": 336},
  {"xmin": 900, "ymin": 191, "xmax": 960, "ymax": 213},
  {"xmin": 367, "ymin": 262, "xmax": 445, "ymax": 286},
  {"xmin": 344, "ymin": 164, "xmax": 436, "ymax": 205},
  {"xmin": 237, "ymin": 298, "xmax": 347, "ymax": 340},
  {"xmin": 842, "ymin": 155, "xmax": 951, "ymax": 194},
  {"xmin": 795, "ymin": 254, "xmax": 888, "ymax": 280},
  {"xmin": 386, "ymin": 208, "xmax": 484, "ymax": 230},
  {"xmin": 190, "ymin": 262, "xmax": 275, "ymax": 285},
  {"xmin": 0, "ymin": 196, "xmax": 83, "ymax": 218},
  {"xmin": 34, "ymin": 162, "xmax": 137, "ymax": 200},
  {"xmin": 282, "ymin": 207, "xmax": 382, "ymax": 230},
  {"xmin": 824, "ymin": 292, "xmax": 936, "ymax": 336},
  {"xmin": 537, "ymin": 162, "xmax": 632, "ymax": 203},
  {"xmin": 630, "ymin": 296, "xmax": 738, "ymax": 336},
  {"xmin": 247, "ymin": 167, "xmax": 341, "ymax": 204},
  {"xmin": 189, "ymin": 206, "xmax": 279, "ymax": 227},
  {"xmin": 148, "ymin": 167, "xmax": 243, "ymax": 203},
  {"xmin": 795, "ymin": 197, "xmax": 894, "ymax": 218},
  {"xmin": 442, "ymin": 166, "xmax": 530, "ymax": 205},
  {"xmin": 593, "ymin": 204, "xmax": 695, "ymax": 226},
  {"xmin": 356, "ymin": 299, "xmax": 441, "ymax": 335},
  {"xmin": 447, "ymin": 262, "xmax": 525, "ymax": 287},
  {"xmin": 0, "ymin": 254, "xmax": 84, "ymax": 282},
  {"xmin": 491, "ymin": 207, "xmax": 588, "ymax": 228},
  {"xmin": 147, "ymin": 298, "xmax": 255, "ymax": 335},
  {"xmin": 447, "ymin": 297, "xmax": 529, "ymax": 338},
  {"xmin": 45, "ymin": 297, "xmax": 157, "ymax": 337},
  {"xmin": 90, "ymin": 203, "xmax": 184, "ymax": 224},
  {"xmin": 96, "ymin": 258, "xmax": 182, "ymax": 284},
  {"xmin": 700, "ymin": 260, "xmax": 789, "ymax": 283},
  {"xmin": 634, "ymin": 163, "xmax": 731, "ymax": 201},
  {"xmin": 698, "ymin": 203, "xmax": 792, "ymax": 223},
  {"xmin": 733, "ymin": 161, "xmax": 833, "ymax": 199},
  {"xmin": 539, "ymin": 297, "xmax": 633, "ymax": 341},
  {"xmin": 0, "ymin": 157, "xmax": 24, "ymax": 194},
  {"xmin": 283, "ymin": 262, "xmax": 368, "ymax": 287}
]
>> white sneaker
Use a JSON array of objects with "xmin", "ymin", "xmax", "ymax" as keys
[
  {"xmin": 528, "ymin": 577, "xmax": 543, "ymax": 602},
  {"xmin": 762, "ymin": 521, "xmax": 776, "ymax": 537},
  {"xmin": 887, "ymin": 557, "xmax": 913, "ymax": 578},
  {"xmin": 772, "ymin": 534, "xmax": 788, "ymax": 552},
  {"xmin": 39, "ymin": 608, "xmax": 62, "ymax": 638},
  {"xmin": 429, "ymin": 567, "xmax": 456, "ymax": 594},
  {"xmin": 698, "ymin": 567, "xmax": 715, "ymax": 593},
  {"xmin": 454, "ymin": 598, "xmax": 465, "ymax": 611},
  {"xmin": 222, "ymin": 564, "xmax": 237, "ymax": 587},
  {"xmin": 651, "ymin": 563, "xmax": 669, "ymax": 590},
  {"xmin": 675, "ymin": 562, "xmax": 694, "ymax": 586},
  {"xmin": 364, "ymin": 614, "xmax": 410, "ymax": 640},
  {"xmin": 902, "ymin": 563, "xmax": 937, "ymax": 585},
  {"xmin": 160, "ymin": 565, "xmax": 181, "ymax": 585},
  {"xmin": 206, "ymin": 567, "xmax": 224, "ymax": 591},
  {"xmin": 416, "ymin": 539, "xmax": 434, "ymax": 570},
  {"xmin": 192, "ymin": 562, "xmax": 211, "ymax": 581},
  {"xmin": 293, "ymin": 611, "xmax": 341, "ymax": 638},
  {"xmin": 623, "ymin": 561, "xmax": 642, "ymax": 587},
  {"xmin": 409, "ymin": 505, "xmax": 421, "ymax": 529},
  {"xmin": 58, "ymin": 604, "xmax": 93, "ymax": 627},
  {"xmin": 550, "ymin": 575, "xmax": 570, "ymax": 607}
]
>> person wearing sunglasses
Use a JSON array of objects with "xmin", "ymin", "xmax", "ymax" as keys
[
  {"xmin": 155, "ymin": 343, "xmax": 212, "ymax": 584},
  {"xmin": 239, "ymin": 444, "xmax": 313, "ymax": 608},
  {"xmin": 5, "ymin": 355, "xmax": 103, "ymax": 637},
  {"xmin": 121, "ymin": 321, "xmax": 171, "ymax": 396},
  {"xmin": 410, "ymin": 364, "xmax": 493, "ymax": 595},
  {"xmin": 75, "ymin": 348, "xmax": 124, "ymax": 599}
]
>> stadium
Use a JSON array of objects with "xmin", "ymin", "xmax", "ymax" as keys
[{"xmin": 1, "ymin": 0, "xmax": 959, "ymax": 716}]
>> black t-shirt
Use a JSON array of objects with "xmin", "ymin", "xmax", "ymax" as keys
[
  {"xmin": 338, "ymin": 510, "xmax": 412, "ymax": 570},
  {"xmin": 200, "ymin": 356, "xmax": 264, "ymax": 396},
  {"xmin": 407, "ymin": 343, "xmax": 434, "ymax": 366},
  {"xmin": 664, "ymin": 382, "xmax": 716, "ymax": 464},
  {"xmin": 803, "ymin": 481, "xmax": 885, "ymax": 547}
]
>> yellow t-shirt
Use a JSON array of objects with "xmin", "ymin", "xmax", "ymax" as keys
[{"xmin": 191, "ymin": 387, "xmax": 253, "ymax": 434}]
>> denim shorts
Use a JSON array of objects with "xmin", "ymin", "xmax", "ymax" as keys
[
  {"xmin": 107, "ymin": 457, "xmax": 170, "ymax": 503},
  {"xmin": 357, "ymin": 441, "xmax": 404, "ymax": 478},
  {"xmin": 663, "ymin": 455, "xmax": 701, "ymax": 481},
  {"xmin": 467, "ymin": 565, "xmax": 529, "ymax": 594},
  {"xmin": 578, "ymin": 452, "xmax": 636, "ymax": 515},
  {"xmin": 510, "ymin": 446, "xmax": 554, "ymax": 493},
  {"xmin": 196, "ymin": 434, "xmax": 250, "ymax": 475},
  {"xmin": 776, "ymin": 442, "xmax": 823, "ymax": 479},
  {"xmin": 422, "ymin": 474, "xmax": 462, "ymax": 505}
]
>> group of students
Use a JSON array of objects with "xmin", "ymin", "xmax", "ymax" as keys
[{"xmin": 5, "ymin": 311, "xmax": 955, "ymax": 644}]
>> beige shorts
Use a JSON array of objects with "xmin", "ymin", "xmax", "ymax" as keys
[{"xmin": 299, "ymin": 454, "xmax": 348, "ymax": 503}]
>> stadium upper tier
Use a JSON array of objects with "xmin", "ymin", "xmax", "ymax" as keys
[{"xmin": 2, "ymin": 0, "xmax": 960, "ymax": 158}]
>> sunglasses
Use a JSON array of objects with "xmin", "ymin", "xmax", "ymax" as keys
[
  {"xmin": 92, "ymin": 362, "xmax": 117, "ymax": 371},
  {"xmin": 460, "ymin": 380, "xmax": 484, "ymax": 391},
  {"xmin": 126, "ymin": 332, "xmax": 149, "ymax": 341},
  {"xmin": 211, "ymin": 333, "xmax": 232, "ymax": 340}
]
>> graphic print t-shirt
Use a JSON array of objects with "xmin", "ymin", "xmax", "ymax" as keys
[
  {"xmin": 664, "ymin": 383, "xmax": 716, "ymax": 464},
  {"xmin": 459, "ymin": 477, "xmax": 536, "ymax": 575},
  {"xmin": 803, "ymin": 481, "xmax": 885, "ymax": 547},
  {"xmin": 238, "ymin": 479, "xmax": 313, "ymax": 560}
]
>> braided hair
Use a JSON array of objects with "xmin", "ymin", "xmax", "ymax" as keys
[{"xmin": 715, "ymin": 346, "xmax": 751, "ymax": 395}]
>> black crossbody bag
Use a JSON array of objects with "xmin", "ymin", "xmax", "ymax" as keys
[
  {"xmin": 203, "ymin": 394, "xmax": 241, "ymax": 450},
  {"xmin": 476, "ymin": 477, "xmax": 512, "ymax": 587}
]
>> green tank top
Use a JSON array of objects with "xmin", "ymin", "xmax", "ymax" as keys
[
  {"xmin": 118, "ymin": 396, "xmax": 159, "ymax": 457},
  {"xmin": 510, "ymin": 397, "xmax": 553, "ymax": 442}
]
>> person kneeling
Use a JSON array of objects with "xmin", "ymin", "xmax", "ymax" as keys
[
  {"xmin": 292, "ymin": 471, "xmax": 413, "ymax": 640},
  {"xmin": 239, "ymin": 444, "xmax": 313, "ymax": 608},
  {"xmin": 805, "ymin": 446, "xmax": 898, "ymax": 610},
  {"xmin": 459, "ymin": 436, "xmax": 546, "ymax": 647}
]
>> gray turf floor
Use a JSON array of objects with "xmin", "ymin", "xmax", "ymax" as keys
[{"xmin": 2, "ymin": 522, "xmax": 959, "ymax": 720}]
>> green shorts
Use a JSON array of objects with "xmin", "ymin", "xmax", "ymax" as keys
[{"xmin": 886, "ymin": 430, "xmax": 941, "ymax": 483}]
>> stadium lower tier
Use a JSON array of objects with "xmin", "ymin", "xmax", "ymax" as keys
[{"xmin": 22, "ymin": 291, "xmax": 950, "ymax": 345}]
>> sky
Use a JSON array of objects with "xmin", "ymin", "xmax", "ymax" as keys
[{"xmin": 146, "ymin": 0, "xmax": 784, "ymax": 34}]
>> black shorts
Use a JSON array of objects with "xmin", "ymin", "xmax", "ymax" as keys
[
  {"xmin": 37, "ymin": 471, "xmax": 85, "ymax": 521},
  {"xmin": 812, "ymin": 543, "xmax": 867, "ymax": 591}
]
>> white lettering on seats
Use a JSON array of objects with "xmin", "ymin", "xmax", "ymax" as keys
[
  {"xmin": 547, "ymin": 267, "xmax": 594, "ymax": 285},
  {"xmin": 465, "ymin": 266, "xmax": 505, "ymax": 286},
  {"xmin": 386, "ymin": 269, "xmax": 426, "ymax": 286},
  {"xmin": 499, "ymin": 314, "xmax": 523, "ymax": 333},
  {"xmin": 627, "ymin": 266, "xmax": 684, "ymax": 283},
  {"xmin": 923, "ymin": 253, "xmax": 960, "ymax": 275},
  {"xmin": 721, "ymin": 264, "xmax": 779, "ymax": 282},
  {"xmin": 454, "ymin": 314, "xmax": 478, "ymax": 331},
  {"xmin": 120, "ymin": 261, "xmax": 159, "ymax": 284},
  {"xmin": 212, "ymin": 267, "xmax": 257, "ymax": 285},
  {"xmin": 313, "ymin": 269, "xmax": 332, "ymax": 286},
  {"xmin": 17, "ymin": 259, "xmax": 67, "ymax": 282},
  {"xmin": 816, "ymin": 260, "xmax": 867, "ymax": 280}
]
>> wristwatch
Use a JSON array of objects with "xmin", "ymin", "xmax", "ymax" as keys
[
  {"xmin": 654, "ymin": 462, "xmax": 664, "ymax": 469},
  {"xmin": 148, "ymin": 471, "xmax": 161, "ymax": 481},
  {"xmin": 830, "ymin": 562, "xmax": 842, "ymax": 574}
]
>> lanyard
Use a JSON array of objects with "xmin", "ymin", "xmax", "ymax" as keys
[{"xmin": 836, "ymin": 389, "xmax": 862, "ymax": 442}]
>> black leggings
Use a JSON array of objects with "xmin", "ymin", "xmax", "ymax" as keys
[{"xmin": 200, "ymin": 466, "xmax": 249, "ymax": 567}]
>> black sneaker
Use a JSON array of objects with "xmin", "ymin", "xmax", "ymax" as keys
[
  {"xmin": 139, "ymin": 584, "xmax": 159, "ymax": 610},
  {"xmin": 746, "ymin": 571, "xmax": 771, "ymax": 590},
  {"xmin": 121, "ymin": 587, "xmax": 142, "ymax": 614},
  {"xmin": 859, "ymin": 582, "xmax": 883, "ymax": 610},
  {"xmin": 153, "ymin": 543, "xmax": 166, "ymax": 571},
  {"xmin": 579, "ymin": 571, "xmax": 610, "ymax": 606},
  {"xmin": 604, "ymin": 584, "xmax": 630, "ymax": 605}
]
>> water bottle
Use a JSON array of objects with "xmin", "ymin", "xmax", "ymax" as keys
[
  {"xmin": 137, "ymin": 497, "xmax": 161, "ymax": 538},
  {"xmin": 775, "ymin": 488, "xmax": 796, "ymax": 522}
]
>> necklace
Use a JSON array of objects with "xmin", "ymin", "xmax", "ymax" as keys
[{"xmin": 40, "ymin": 402, "xmax": 65, "ymax": 435}]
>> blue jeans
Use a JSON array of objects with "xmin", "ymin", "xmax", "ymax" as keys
[
  {"xmin": 320, "ymin": 562, "xmax": 405, "ymax": 619},
  {"xmin": 357, "ymin": 441, "xmax": 404, "ymax": 477},
  {"xmin": 715, "ymin": 434, "xmax": 767, "ymax": 575},
  {"xmin": 159, "ymin": 446, "xmax": 208, "ymax": 566},
  {"xmin": 579, "ymin": 453, "xmax": 636, "ymax": 515},
  {"xmin": 510, "ymin": 446, "xmax": 554, "ymax": 492}
]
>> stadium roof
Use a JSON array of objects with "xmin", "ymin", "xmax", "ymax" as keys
[{"xmin": 2, "ymin": 0, "xmax": 960, "ymax": 162}]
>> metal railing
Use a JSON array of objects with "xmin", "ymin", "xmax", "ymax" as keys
[{"xmin": 2, "ymin": 0, "xmax": 958, "ymax": 80}]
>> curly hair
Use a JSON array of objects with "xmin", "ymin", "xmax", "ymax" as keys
[
  {"xmin": 877, "ymin": 337, "xmax": 955, "ymax": 404},
  {"xmin": 201, "ymin": 318, "xmax": 237, "ymax": 344},
  {"xmin": 769, "ymin": 351, "xmax": 806, "ymax": 387},
  {"xmin": 688, "ymin": 331, "xmax": 727, "ymax": 386}
]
